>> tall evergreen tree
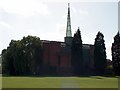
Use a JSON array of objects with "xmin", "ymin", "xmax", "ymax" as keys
[
  {"xmin": 71, "ymin": 27, "xmax": 83, "ymax": 75},
  {"xmin": 112, "ymin": 32, "xmax": 120, "ymax": 75},
  {"xmin": 94, "ymin": 32, "xmax": 107, "ymax": 75}
]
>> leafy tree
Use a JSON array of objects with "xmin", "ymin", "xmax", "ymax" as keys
[
  {"xmin": 94, "ymin": 32, "xmax": 107, "ymax": 75},
  {"xmin": 2, "ymin": 40, "xmax": 18, "ymax": 75},
  {"xmin": 71, "ymin": 27, "xmax": 83, "ymax": 75},
  {"xmin": 2, "ymin": 49, "xmax": 9, "ymax": 75},
  {"xmin": 21, "ymin": 36, "xmax": 43, "ymax": 75},
  {"xmin": 2, "ymin": 35, "xmax": 43, "ymax": 76},
  {"xmin": 112, "ymin": 32, "xmax": 120, "ymax": 75}
]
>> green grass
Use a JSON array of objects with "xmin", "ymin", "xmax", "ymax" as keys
[{"xmin": 2, "ymin": 76, "xmax": 118, "ymax": 88}]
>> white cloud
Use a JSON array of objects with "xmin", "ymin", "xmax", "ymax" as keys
[
  {"xmin": 82, "ymin": 32, "xmax": 96, "ymax": 44},
  {"xmin": 79, "ymin": 9, "xmax": 88, "ymax": 16},
  {"xmin": 56, "ymin": 23, "xmax": 66, "ymax": 35},
  {"xmin": 0, "ymin": 0, "xmax": 49, "ymax": 17},
  {"xmin": 0, "ymin": 21, "xmax": 12, "ymax": 29},
  {"xmin": 71, "ymin": 7, "xmax": 77, "ymax": 14},
  {"xmin": 40, "ymin": 23, "xmax": 66, "ymax": 41},
  {"xmin": 40, "ymin": 31, "xmax": 64, "ymax": 42}
]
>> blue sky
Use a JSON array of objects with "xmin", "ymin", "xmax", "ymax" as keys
[{"xmin": 0, "ymin": 0, "xmax": 119, "ymax": 60}]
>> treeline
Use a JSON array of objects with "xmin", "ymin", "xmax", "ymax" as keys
[
  {"xmin": 1, "ymin": 32, "xmax": 120, "ymax": 76},
  {"xmin": 71, "ymin": 28, "xmax": 120, "ymax": 76},
  {"xmin": 71, "ymin": 28, "xmax": 107, "ymax": 76},
  {"xmin": 2, "ymin": 36, "xmax": 43, "ymax": 76}
]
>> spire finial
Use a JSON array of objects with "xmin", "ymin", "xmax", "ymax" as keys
[{"xmin": 68, "ymin": 3, "xmax": 70, "ymax": 8}]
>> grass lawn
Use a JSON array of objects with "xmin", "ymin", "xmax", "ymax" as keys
[{"xmin": 2, "ymin": 76, "xmax": 119, "ymax": 88}]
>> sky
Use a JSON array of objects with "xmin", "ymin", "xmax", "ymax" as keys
[{"xmin": 0, "ymin": 0, "xmax": 119, "ymax": 60}]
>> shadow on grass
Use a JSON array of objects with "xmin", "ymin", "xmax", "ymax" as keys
[{"xmin": 2, "ymin": 74, "xmax": 119, "ymax": 79}]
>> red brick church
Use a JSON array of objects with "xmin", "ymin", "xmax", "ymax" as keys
[{"xmin": 41, "ymin": 4, "xmax": 94, "ymax": 76}]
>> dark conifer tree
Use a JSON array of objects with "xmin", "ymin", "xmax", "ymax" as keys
[
  {"xmin": 112, "ymin": 32, "xmax": 120, "ymax": 75},
  {"xmin": 94, "ymin": 32, "xmax": 107, "ymax": 75},
  {"xmin": 71, "ymin": 27, "xmax": 83, "ymax": 76}
]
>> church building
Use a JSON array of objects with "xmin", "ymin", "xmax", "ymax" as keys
[{"xmin": 41, "ymin": 3, "xmax": 94, "ymax": 76}]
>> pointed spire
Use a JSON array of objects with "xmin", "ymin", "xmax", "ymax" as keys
[
  {"xmin": 68, "ymin": 3, "xmax": 70, "ymax": 8},
  {"xmin": 66, "ymin": 3, "xmax": 72, "ymax": 37}
]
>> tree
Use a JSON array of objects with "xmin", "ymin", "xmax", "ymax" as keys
[
  {"xmin": 94, "ymin": 32, "xmax": 107, "ymax": 75},
  {"xmin": 2, "ymin": 49, "xmax": 9, "ymax": 75},
  {"xmin": 71, "ymin": 27, "xmax": 83, "ymax": 75},
  {"xmin": 112, "ymin": 32, "xmax": 120, "ymax": 75},
  {"xmin": 2, "ymin": 35, "xmax": 43, "ymax": 76}
]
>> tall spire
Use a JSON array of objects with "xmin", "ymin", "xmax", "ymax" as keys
[{"xmin": 66, "ymin": 3, "xmax": 72, "ymax": 37}]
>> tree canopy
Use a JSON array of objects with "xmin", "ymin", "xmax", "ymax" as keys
[{"xmin": 2, "ymin": 35, "xmax": 43, "ymax": 76}]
